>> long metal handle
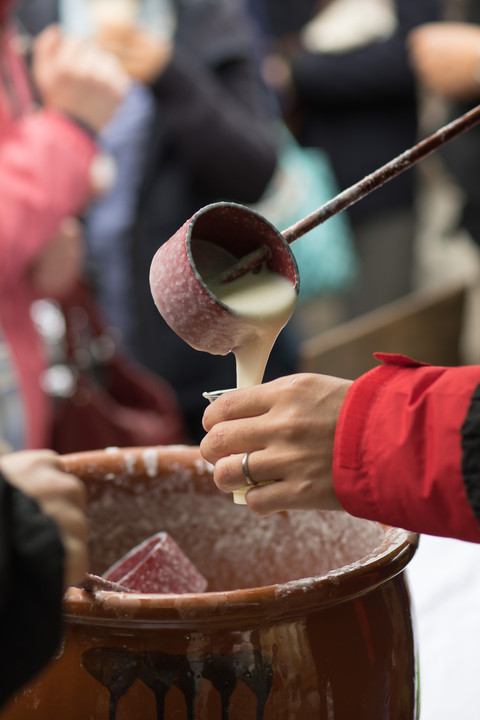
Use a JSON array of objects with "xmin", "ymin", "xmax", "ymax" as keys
[{"xmin": 282, "ymin": 103, "xmax": 480, "ymax": 244}]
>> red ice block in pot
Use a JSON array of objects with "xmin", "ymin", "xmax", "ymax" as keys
[{"xmin": 103, "ymin": 532, "xmax": 208, "ymax": 594}]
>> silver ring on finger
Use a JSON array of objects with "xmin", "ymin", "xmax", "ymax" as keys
[{"xmin": 242, "ymin": 452, "xmax": 259, "ymax": 487}]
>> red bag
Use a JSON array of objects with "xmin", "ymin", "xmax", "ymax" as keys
[{"xmin": 45, "ymin": 281, "xmax": 188, "ymax": 454}]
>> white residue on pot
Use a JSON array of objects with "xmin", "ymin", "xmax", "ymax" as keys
[
  {"xmin": 143, "ymin": 447, "xmax": 159, "ymax": 477},
  {"xmin": 124, "ymin": 452, "xmax": 137, "ymax": 476},
  {"xmin": 195, "ymin": 457, "xmax": 214, "ymax": 474},
  {"xmin": 87, "ymin": 461, "xmax": 384, "ymax": 592}
]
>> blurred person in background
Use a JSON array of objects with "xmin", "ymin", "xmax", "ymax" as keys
[
  {"xmin": 0, "ymin": 4, "xmax": 123, "ymax": 696},
  {"xmin": 409, "ymin": 1, "xmax": 480, "ymax": 249},
  {"xmin": 0, "ymin": 0, "xmax": 129, "ymax": 450},
  {"xmin": 16, "ymin": 0, "xmax": 299, "ymax": 443},
  {"xmin": 248, "ymin": 0, "xmax": 445, "ymax": 317}
]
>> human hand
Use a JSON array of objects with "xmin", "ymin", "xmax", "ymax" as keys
[
  {"xmin": 408, "ymin": 22, "xmax": 480, "ymax": 101},
  {"xmin": 29, "ymin": 217, "xmax": 84, "ymax": 299},
  {"xmin": 0, "ymin": 450, "xmax": 89, "ymax": 588},
  {"xmin": 200, "ymin": 374, "xmax": 352, "ymax": 516},
  {"xmin": 32, "ymin": 25, "xmax": 130, "ymax": 133},
  {"xmin": 95, "ymin": 24, "xmax": 172, "ymax": 84}
]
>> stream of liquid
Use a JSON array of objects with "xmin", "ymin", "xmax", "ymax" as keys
[
  {"xmin": 194, "ymin": 240, "xmax": 297, "ymax": 503},
  {"xmin": 209, "ymin": 269, "xmax": 297, "ymax": 387},
  {"xmin": 194, "ymin": 240, "xmax": 297, "ymax": 388}
]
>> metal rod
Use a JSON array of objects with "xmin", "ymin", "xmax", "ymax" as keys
[
  {"xmin": 217, "ymin": 244, "xmax": 271, "ymax": 284},
  {"xmin": 282, "ymin": 103, "xmax": 480, "ymax": 244}
]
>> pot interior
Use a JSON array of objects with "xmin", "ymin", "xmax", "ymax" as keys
[{"xmin": 73, "ymin": 446, "xmax": 384, "ymax": 593}]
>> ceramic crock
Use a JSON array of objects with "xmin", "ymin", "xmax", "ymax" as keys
[
  {"xmin": 0, "ymin": 445, "xmax": 418, "ymax": 720},
  {"xmin": 149, "ymin": 202, "xmax": 299, "ymax": 356}
]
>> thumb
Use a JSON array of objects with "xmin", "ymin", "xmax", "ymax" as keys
[{"xmin": 33, "ymin": 23, "xmax": 63, "ymax": 65}]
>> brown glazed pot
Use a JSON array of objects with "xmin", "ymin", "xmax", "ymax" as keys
[{"xmin": 1, "ymin": 446, "xmax": 418, "ymax": 720}]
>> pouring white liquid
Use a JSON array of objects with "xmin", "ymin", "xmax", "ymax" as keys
[
  {"xmin": 195, "ymin": 240, "xmax": 297, "ymax": 388},
  {"xmin": 195, "ymin": 240, "xmax": 298, "ymax": 503},
  {"xmin": 209, "ymin": 268, "xmax": 297, "ymax": 388}
]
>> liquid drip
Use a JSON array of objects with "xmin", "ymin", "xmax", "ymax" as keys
[
  {"xmin": 82, "ymin": 646, "xmax": 273, "ymax": 720},
  {"xmin": 194, "ymin": 239, "xmax": 297, "ymax": 503},
  {"xmin": 194, "ymin": 240, "xmax": 297, "ymax": 388}
]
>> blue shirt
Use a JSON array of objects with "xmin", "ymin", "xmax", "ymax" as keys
[{"xmin": 60, "ymin": 0, "xmax": 175, "ymax": 343}]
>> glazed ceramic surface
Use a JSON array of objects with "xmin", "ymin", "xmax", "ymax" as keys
[
  {"xmin": 1, "ymin": 446, "xmax": 418, "ymax": 720},
  {"xmin": 149, "ymin": 202, "xmax": 299, "ymax": 356}
]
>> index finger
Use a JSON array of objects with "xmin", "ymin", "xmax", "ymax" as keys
[{"xmin": 202, "ymin": 383, "xmax": 271, "ymax": 431}]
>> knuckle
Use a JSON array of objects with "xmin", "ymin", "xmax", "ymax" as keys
[
  {"xmin": 206, "ymin": 424, "xmax": 228, "ymax": 457},
  {"xmin": 212, "ymin": 457, "xmax": 231, "ymax": 488},
  {"xmin": 269, "ymin": 407, "xmax": 304, "ymax": 442}
]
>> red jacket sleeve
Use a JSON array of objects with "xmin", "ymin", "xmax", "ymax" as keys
[{"xmin": 333, "ymin": 353, "xmax": 480, "ymax": 542}]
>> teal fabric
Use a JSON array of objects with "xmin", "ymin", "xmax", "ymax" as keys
[
  {"xmin": 249, "ymin": 128, "xmax": 358, "ymax": 303},
  {"xmin": 60, "ymin": 0, "xmax": 176, "ymax": 39},
  {"xmin": 0, "ymin": 326, "xmax": 24, "ymax": 451}
]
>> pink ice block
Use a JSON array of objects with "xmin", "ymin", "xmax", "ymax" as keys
[{"xmin": 103, "ymin": 532, "xmax": 208, "ymax": 594}]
